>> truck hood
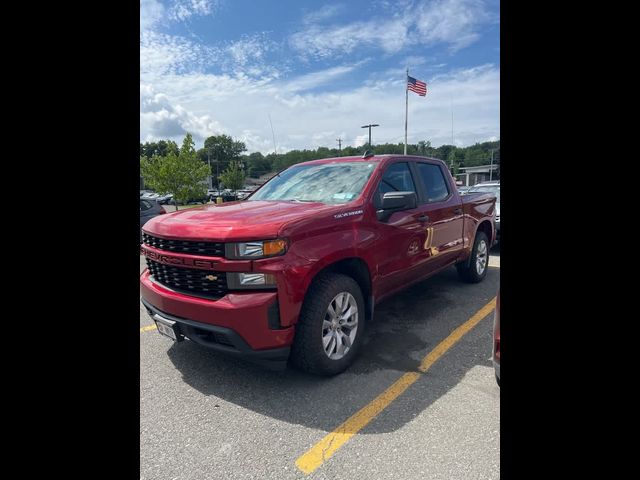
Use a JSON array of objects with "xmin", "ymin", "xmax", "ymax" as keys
[{"xmin": 143, "ymin": 200, "xmax": 342, "ymax": 241}]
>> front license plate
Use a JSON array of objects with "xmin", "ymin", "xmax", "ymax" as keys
[{"xmin": 154, "ymin": 316, "xmax": 178, "ymax": 341}]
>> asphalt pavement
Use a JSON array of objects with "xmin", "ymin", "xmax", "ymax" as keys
[{"xmin": 140, "ymin": 247, "xmax": 500, "ymax": 479}]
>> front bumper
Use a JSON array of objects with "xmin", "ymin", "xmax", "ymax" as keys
[
  {"xmin": 142, "ymin": 298, "xmax": 291, "ymax": 369},
  {"xmin": 140, "ymin": 270, "xmax": 295, "ymax": 368}
]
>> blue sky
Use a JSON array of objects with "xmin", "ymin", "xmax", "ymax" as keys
[{"xmin": 140, "ymin": 0, "xmax": 500, "ymax": 152}]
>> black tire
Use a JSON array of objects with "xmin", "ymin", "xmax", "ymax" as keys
[
  {"xmin": 457, "ymin": 231, "xmax": 490, "ymax": 283},
  {"xmin": 290, "ymin": 273, "xmax": 366, "ymax": 376}
]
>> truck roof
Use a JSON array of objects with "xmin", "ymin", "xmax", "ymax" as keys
[{"xmin": 296, "ymin": 154, "xmax": 445, "ymax": 166}]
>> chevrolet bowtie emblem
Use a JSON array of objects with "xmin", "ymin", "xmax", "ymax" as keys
[{"xmin": 205, "ymin": 275, "xmax": 218, "ymax": 281}]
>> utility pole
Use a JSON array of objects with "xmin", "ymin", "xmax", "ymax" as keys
[
  {"xmin": 490, "ymin": 149, "xmax": 497, "ymax": 181},
  {"xmin": 336, "ymin": 138, "xmax": 342, "ymax": 155},
  {"xmin": 361, "ymin": 124, "xmax": 379, "ymax": 149},
  {"xmin": 207, "ymin": 149, "xmax": 213, "ymax": 189}
]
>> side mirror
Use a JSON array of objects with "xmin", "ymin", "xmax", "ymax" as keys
[{"xmin": 377, "ymin": 191, "xmax": 417, "ymax": 222}]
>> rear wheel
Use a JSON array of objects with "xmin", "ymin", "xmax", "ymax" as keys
[
  {"xmin": 290, "ymin": 273, "xmax": 365, "ymax": 376},
  {"xmin": 457, "ymin": 231, "xmax": 489, "ymax": 283}
]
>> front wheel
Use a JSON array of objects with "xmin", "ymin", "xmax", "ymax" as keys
[
  {"xmin": 290, "ymin": 273, "xmax": 365, "ymax": 376},
  {"xmin": 457, "ymin": 231, "xmax": 489, "ymax": 283}
]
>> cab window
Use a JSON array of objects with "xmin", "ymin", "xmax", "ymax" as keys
[
  {"xmin": 375, "ymin": 162, "xmax": 417, "ymax": 208},
  {"xmin": 415, "ymin": 162, "xmax": 450, "ymax": 202}
]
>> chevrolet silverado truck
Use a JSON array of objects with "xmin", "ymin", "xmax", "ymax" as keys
[{"xmin": 140, "ymin": 154, "xmax": 497, "ymax": 375}]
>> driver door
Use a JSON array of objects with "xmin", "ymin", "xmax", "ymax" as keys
[{"xmin": 371, "ymin": 161, "xmax": 430, "ymax": 298}]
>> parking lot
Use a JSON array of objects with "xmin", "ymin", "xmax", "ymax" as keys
[{"xmin": 140, "ymin": 247, "xmax": 500, "ymax": 479}]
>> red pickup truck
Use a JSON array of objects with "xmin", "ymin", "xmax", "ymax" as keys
[{"xmin": 140, "ymin": 154, "xmax": 496, "ymax": 375}]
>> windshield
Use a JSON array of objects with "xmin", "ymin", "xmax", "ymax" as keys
[
  {"xmin": 468, "ymin": 186, "xmax": 500, "ymax": 202},
  {"xmin": 249, "ymin": 162, "xmax": 376, "ymax": 204}
]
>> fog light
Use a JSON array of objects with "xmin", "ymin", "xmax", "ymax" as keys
[
  {"xmin": 240, "ymin": 273, "xmax": 275, "ymax": 285},
  {"xmin": 227, "ymin": 272, "xmax": 277, "ymax": 289}
]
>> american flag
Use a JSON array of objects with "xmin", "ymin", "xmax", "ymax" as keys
[{"xmin": 407, "ymin": 75, "xmax": 427, "ymax": 96}]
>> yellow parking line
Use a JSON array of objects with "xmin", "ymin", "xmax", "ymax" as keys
[
  {"xmin": 295, "ymin": 297, "xmax": 497, "ymax": 475},
  {"xmin": 140, "ymin": 325, "xmax": 157, "ymax": 333}
]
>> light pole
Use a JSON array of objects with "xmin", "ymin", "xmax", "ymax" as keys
[{"xmin": 361, "ymin": 124, "xmax": 379, "ymax": 148}]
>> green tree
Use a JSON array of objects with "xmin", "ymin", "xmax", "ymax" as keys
[
  {"xmin": 140, "ymin": 140, "xmax": 179, "ymax": 159},
  {"xmin": 219, "ymin": 160, "xmax": 246, "ymax": 194},
  {"xmin": 240, "ymin": 152, "xmax": 272, "ymax": 178},
  {"xmin": 196, "ymin": 134, "xmax": 247, "ymax": 187},
  {"xmin": 447, "ymin": 149, "xmax": 458, "ymax": 175},
  {"xmin": 140, "ymin": 133, "xmax": 210, "ymax": 210}
]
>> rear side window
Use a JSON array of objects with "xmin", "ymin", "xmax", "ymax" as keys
[
  {"xmin": 416, "ymin": 163, "xmax": 450, "ymax": 202},
  {"xmin": 140, "ymin": 199, "xmax": 153, "ymax": 211},
  {"xmin": 375, "ymin": 162, "xmax": 417, "ymax": 207}
]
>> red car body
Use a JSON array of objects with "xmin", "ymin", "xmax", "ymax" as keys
[{"xmin": 140, "ymin": 155, "xmax": 496, "ymax": 368}]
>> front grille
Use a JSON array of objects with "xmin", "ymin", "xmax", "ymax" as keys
[
  {"xmin": 142, "ymin": 233, "xmax": 224, "ymax": 257},
  {"xmin": 146, "ymin": 258, "xmax": 228, "ymax": 299}
]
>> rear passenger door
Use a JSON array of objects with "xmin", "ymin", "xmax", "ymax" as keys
[{"xmin": 411, "ymin": 161, "xmax": 465, "ymax": 272}]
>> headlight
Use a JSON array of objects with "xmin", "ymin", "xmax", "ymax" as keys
[
  {"xmin": 227, "ymin": 272, "xmax": 277, "ymax": 289},
  {"xmin": 225, "ymin": 239, "xmax": 287, "ymax": 259}
]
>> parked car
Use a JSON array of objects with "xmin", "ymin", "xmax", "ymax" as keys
[
  {"xmin": 221, "ymin": 190, "xmax": 238, "ymax": 202},
  {"xmin": 141, "ymin": 191, "xmax": 160, "ymax": 201},
  {"xmin": 493, "ymin": 289, "xmax": 500, "ymax": 386},
  {"xmin": 236, "ymin": 190, "xmax": 253, "ymax": 200},
  {"xmin": 140, "ymin": 199, "xmax": 166, "ymax": 242},
  {"xmin": 156, "ymin": 193, "xmax": 174, "ymax": 205},
  {"xmin": 170, "ymin": 194, "xmax": 209, "ymax": 205},
  {"xmin": 468, "ymin": 184, "xmax": 500, "ymax": 242},
  {"xmin": 140, "ymin": 154, "xmax": 497, "ymax": 375}
]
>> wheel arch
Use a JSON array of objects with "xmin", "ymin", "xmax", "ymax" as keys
[{"xmin": 306, "ymin": 257, "xmax": 373, "ymax": 322}]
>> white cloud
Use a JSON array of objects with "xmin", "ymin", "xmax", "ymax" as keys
[
  {"xmin": 140, "ymin": 0, "xmax": 165, "ymax": 32},
  {"xmin": 224, "ymin": 34, "xmax": 281, "ymax": 77},
  {"xmin": 140, "ymin": 29, "xmax": 281, "ymax": 80},
  {"xmin": 414, "ymin": 0, "xmax": 490, "ymax": 51},
  {"xmin": 281, "ymin": 63, "xmax": 362, "ymax": 93},
  {"xmin": 169, "ymin": 0, "xmax": 219, "ymax": 22},
  {"xmin": 290, "ymin": 0, "xmax": 491, "ymax": 59},
  {"xmin": 302, "ymin": 4, "xmax": 346, "ymax": 24},
  {"xmin": 140, "ymin": 64, "xmax": 499, "ymax": 152},
  {"xmin": 354, "ymin": 135, "xmax": 369, "ymax": 148},
  {"xmin": 290, "ymin": 19, "xmax": 411, "ymax": 59},
  {"xmin": 140, "ymin": 84, "xmax": 225, "ymax": 142},
  {"xmin": 140, "ymin": 31, "xmax": 221, "ymax": 77}
]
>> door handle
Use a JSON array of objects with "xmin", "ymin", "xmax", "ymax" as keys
[
  {"xmin": 418, "ymin": 214, "xmax": 429, "ymax": 223},
  {"xmin": 453, "ymin": 208, "xmax": 463, "ymax": 215}
]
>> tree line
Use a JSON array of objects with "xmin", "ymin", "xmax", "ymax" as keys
[{"xmin": 140, "ymin": 134, "xmax": 501, "ymax": 202}]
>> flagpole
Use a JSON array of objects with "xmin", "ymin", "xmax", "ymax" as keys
[{"xmin": 404, "ymin": 67, "xmax": 408, "ymax": 155}]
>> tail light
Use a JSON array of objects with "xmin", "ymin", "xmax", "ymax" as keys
[{"xmin": 159, "ymin": 206, "xmax": 166, "ymax": 214}]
